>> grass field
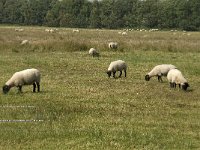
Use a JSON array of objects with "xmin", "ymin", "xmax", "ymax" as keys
[{"xmin": 0, "ymin": 26, "xmax": 200, "ymax": 149}]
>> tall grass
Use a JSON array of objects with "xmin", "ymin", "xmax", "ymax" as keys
[{"xmin": 0, "ymin": 26, "xmax": 200, "ymax": 149}]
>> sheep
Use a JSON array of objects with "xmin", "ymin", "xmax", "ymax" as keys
[
  {"xmin": 21, "ymin": 40, "xmax": 29, "ymax": 45},
  {"xmin": 15, "ymin": 28, "xmax": 24, "ymax": 32},
  {"xmin": 73, "ymin": 29, "xmax": 80, "ymax": 33},
  {"xmin": 145, "ymin": 64, "xmax": 177, "ymax": 82},
  {"xmin": 108, "ymin": 42, "xmax": 118, "ymax": 49},
  {"xmin": 122, "ymin": 31, "xmax": 127, "ymax": 35},
  {"xmin": 106, "ymin": 60, "xmax": 127, "ymax": 78},
  {"xmin": 49, "ymin": 29, "xmax": 55, "ymax": 33},
  {"xmin": 167, "ymin": 69, "xmax": 189, "ymax": 91},
  {"xmin": 2, "ymin": 69, "xmax": 41, "ymax": 94},
  {"xmin": 45, "ymin": 28, "xmax": 55, "ymax": 33},
  {"xmin": 45, "ymin": 29, "xmax": 50, "ymax": 32},
  {"xmin": 89, "ymin": 48, "xmax": 100, "ymax": 57}
]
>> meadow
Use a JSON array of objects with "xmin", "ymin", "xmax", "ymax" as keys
[{"xmin": 0, "ymin": 26, "xmax": 200, "ymax": 149}]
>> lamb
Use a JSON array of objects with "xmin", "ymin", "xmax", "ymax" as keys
[
  {"xmin": 2, "ymin": 69, "xmax": 41, "ymax": 94},
  {"xmin": 145, "ymin": 64, "xmax": 177, "ymax": 82},
  {"xmin": 106, "ymin": 60, "xmax": 127, "ymax": 78},
  {"xmin": 89, "ymin": 48, "xmax": 100, "ymax": 57},
  {"xmin": 167, "ymin": 69, "xmax": 189, "ymax": 91},
  {"xmin": 108, "ymin": 42, "xmax": 118, "ymax": 49}
]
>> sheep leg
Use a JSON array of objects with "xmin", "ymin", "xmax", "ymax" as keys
[
  {"xmin": 119, "ymin": 71, "xmax": 122, "ymax": 77},
  {"xmin": 124, "ymin": 70, "xmax": 127, "ymax": 77},
  {"xmin": 36, "ymin": 82, "xmax": 40, "ymax": 92},
  {"xmin": 18, "ymin": 86, "xmax": 22, "ymax": 92},
  {"xmin": 113, "ymin": 71, "xmax": 116, "ymax": 78},
  {"xmin": 170, "ymin": 82, "xmax": 173, "ymax": 88},
  {"xmin": 158, "ymin": 76, "xmax": 163, "ymax": 82},
  {"xmin": 171, "ymin": 82, "xmax": 176, "ymax": 88},
  {"xmin": 174, "ymin": 83, "xmax": 176, "ymax": 88},
  {"xmin": 33, "ymin": 83, "xmax": 36, "ymax": 92}
]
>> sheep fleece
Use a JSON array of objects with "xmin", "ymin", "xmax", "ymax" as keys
[
  {"xmin": 167, "ymin": 69, "xmax": 187, "ymax": 84},
  {"xmin": 148, "ymin": 64, "xmax": 177, "ymax": 77},
  {"xmin": 108, "ymin": 60, "xmax": 127, "ymax": 72},
  {"xmin": 6, "ymin": 69, "xmax": 40, "ymax": 87}
]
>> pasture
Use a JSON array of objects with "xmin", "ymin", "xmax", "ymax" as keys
[{"xmin": 0, "ymin": 26, "xmax": 200, "ymax": 149}]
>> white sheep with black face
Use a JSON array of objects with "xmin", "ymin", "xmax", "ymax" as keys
[
  {"xmin": 108, "ymin": 42, "xmax": 118, "ymax": 49},
  {"xmin": 145, "ymin": 64, "xmax": 177, "ymax": 82},
  {"xmin": 167, "ymin": 69, "xmax": 189, "ymax": 91},
  {"xmin": 2, "ymin": 69, "xmax": 41, "ymax": 94},
  {"xmin": 89, "ymin": 48, "xmax": 100, "ymax": 57},
  {"xmin": 106, "ymin": 60, "xmax": 127, "ymax": 78}
]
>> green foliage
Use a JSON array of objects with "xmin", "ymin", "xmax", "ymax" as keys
[{"xmin": 1, "ymin": 0, "xmax": 200, "ymax": 30}]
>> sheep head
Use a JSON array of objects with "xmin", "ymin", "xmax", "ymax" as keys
[
  {"xmin": 2, "ymin": 85, "xmax": 10, "ymax": 94},
  {"xmin": 145, "ymin": 75, "xmax": 150, "ymax": 81}
]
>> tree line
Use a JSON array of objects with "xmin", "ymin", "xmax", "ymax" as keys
[{"xmin": 0, "ymin": 0, "xmax": 199, "ymax": 31}]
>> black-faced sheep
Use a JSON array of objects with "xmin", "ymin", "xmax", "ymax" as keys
[
  {"xmin": 109, "ymin": 42, "xmax": 118, "ymax": 49},
  {"xmin": 167, "ymin": 69, "xmax": 189, "ymax": 91},
  {"xmin": 145, "ymin": 64, "xmax": 177, "ymax": 82},
  {"xmin": 106, "ymin": 60, "xmax": 127, "ymax": 78},
  {"xmin": 2, "ymin": 69, "xmax": 41, "ymax": 94}
]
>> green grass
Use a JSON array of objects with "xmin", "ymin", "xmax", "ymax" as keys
[{"xmin": 0, "ymin": 26, "xmax": 200, "ymax": 149}]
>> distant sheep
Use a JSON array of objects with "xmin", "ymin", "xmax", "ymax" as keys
[
  {"xmin": 49, "ymin": 29, "xmax": 55, "ymax": 33},
  {"xmin": 21, "ymin": 40, "xmax": 29, "ymax": 45},
  {"xmin": 167, "ymin": 69, "xmax": 189, "ymax": 91},
  {"xmin": 109, "ymin": 42, "xmax": 118, "ymax": 49},
  {"xmin": 106, "ymin": 60, "xmax": 127, "ymax": 78},
  {"xmin": 118, "ymin": 31, "xmax": 127, "ymax": 35},
  {"xmin": 45, "ymin": 28, "xmax": 55, "ymax": 33},
  {"xmin": 89, "ymin": 48, "xmax": 99, "ymax": 57},
  {"xmin": 15, "ymin": 28, "xmax": 24, "ymax": 32},
  {"xmin": 73, "ymin": 29, "xmax": 80, "ymax": 33},
  {"xmin": 2, "ymin": 69, "xmax": 41, "ymax": 94},
  {"xmin": 122, "ymin": 31, "xmax": 127, "ymax": 35},
  {"xmin": 149, "ymin": 29, "xmax": 159, "ymax": 32},
  {"xmin": 145, "ymin": 64, "xmax": 177, "ymax": 82}
]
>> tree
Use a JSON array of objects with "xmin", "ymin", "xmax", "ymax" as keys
[{"xmin": 89, "ymin": 0, "xmax": 101, "ymax": 28}]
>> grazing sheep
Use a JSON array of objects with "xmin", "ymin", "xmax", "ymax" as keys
[
  {"xmin": 109, "ymin": 42, "xmax": 118, "ymax": 49},
  {"xmin": 15, "ymin": 28, "xmax": 24, "ymax": 32},
  {"xmin": 89, "ymin": 48, "xmax": 100, "ymax": 57},
  {"xmin": 122, "ymin": 31, "xmax": 127, "ymax": 35},
  {"xmin": 2, "ymin": 69, "xmax": 41, "ymax": 94},
  {"xmin": 45, "ymin": 28, "xmax": 55, "ymax": 33},
  {"xmin": 45, "ymin": 29, "xmax": 50, "ymax": 32},
  {"xmin": 106, "ymin": 60, "xmax": 127, "ymax": 78},
  {"xmin": 49, "ymin": 29, "xmax": 55, "ymax": 33},
  {"xmin": 73, "ymin": 29, "xmax": 80, "ymax": 33},
  {"xmin": 167, "ymin": 69, "xmax": 189, "ymax": 91},
  {"xmin": 21, "ymin": 40, "xmax": 29, "ymax": 45},
  {"xmin": 145, "ymin": 64, "xmax": 177, "ymax": 82}
]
